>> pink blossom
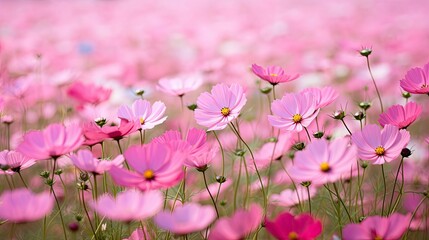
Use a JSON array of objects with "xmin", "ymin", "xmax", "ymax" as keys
[
  {"xmin": 270, "ymin": 185, "xmax": 317, "ymax": 207},
  {"xmin": 124, "ymin": 228, "xmax": 151, "ymax": 240},
  {"xmin": 351, "ymin": 124, "xmax": 410, "ymax": 164},
  {"xmin": 301, "ymin": 86, "xmax": 339, "ymax": 109},
  {"xmin": 69, "ymin": 149, "xmax": 124, "ymax": 175},
  {"xmin": 268, "ymin": 92, "xmax": 319, "ymax": 132},
  {"xmin": 343, "ymin": 213, "xmax": 411, "ymax": 240},
  {"xmin": 117, "ymin": 99, "xmax": 167, "ymax": 130},
  {"xmin": 90, "ymin": 189, "xmax": 163, "ymax": 222},
  {"xmin": 288, "ymin": 138, "xmax": 357, "ymax": 185},
  {"xmin": 0, "ymin": 188, "xmax": 54, "ymax": 223},
  {"xmin": 191, "ymin": 180, "xmax": 232, "ymax": 202},
  {"xmin": 209, "ymin": 203, "xmax": 262, "ymax": 240},
  {"xmin": 67, "ymin": 81, "xmax": 112, "ymax": 106},
  {"xmin": 0, "ymin": 150, "xmax": 36, "ymax": 175},
  {"xmin": 251, "ymin": 64, "xmax": 299, "ymax": 85},
  {"xmin": 82, "ymin": 119, "xmax": 139, "ymax": 146},
  {"xmin": 195, "ymin": 83, "xmax": 247, "ymax": 131},
  {"xmin": 109, "ymin": 142, "xmax": 185, "ymax": 190},
  {"xmin": 154, "ymin": 203, "xmax": 216, "ymax": 234},
  {"xmin": 157, "ymin": 72, "xmax": 203, "ymax": 97},
  {"xmin": 265, "ymin": 212, "xmax": 322, "ymax": 240},
  {"xmin": 153, "ymin": 128, "xmax": 209, "ymax": 157},
  {"xmin": 378, "ymin": 102, "xmax": 422, "ymax": 129},
  {"xmin": 17, "ymin": 123, "xmax": 84, "ymax": 160},
  {"xmin": 400, "ymin": 62, "xmax": 429, "ymax": 94}
]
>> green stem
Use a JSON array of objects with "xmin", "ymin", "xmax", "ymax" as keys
[
  {"xmin": 82, "ymin": 188, "xmax": 97, "ymax": 239},
  {"xmin": 340, "ymin": 119, "xmax": 352, "ymax": 135},
  {"xmin": 212, "ymin": 131, "xmax": 225, "ymax": 203},
  {"xmin": 306, "ymin": 185, "xmax": 312, "ymax": 215},
  {"xmin": 388, "ymin": 157, "xmax": 404, "ymax": 214},
  {"xmin": 18, "ymin": 172, "xmax": 28, "ymax": 188},
  {"xmin": 365, "ymin": 56, "xmax": 384, "ymax": 112},
  {"xmin": 202, "ymin": 171, "xmax": 219, "ymax": 218},
  {"xmin": 332, "ymin": 183, "xmax": 353, "ymax": 222},
  {"xmin": 381, "ymin": 164, "xmax": 387, "ymax": 216},
  {"xmin": 303, "ymin": 127, "xmax": 312, "ymax": 142}
]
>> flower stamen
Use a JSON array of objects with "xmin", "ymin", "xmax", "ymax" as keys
[
  {"xmin": 143, "ymin": 169, "xmax": 155, "ymax": 180},
  {"xmin": 375, "ymin": 146, "xmax": 385, "ymax": 156},
  {"xmin": 320, "ymin": 162, "xmax": 331, "ymax": 172},
  {"xmin": 288, "ymin": 231, "xmax": 298, "ymax": 240},
  {"xmin": 221, "ymin": 107, "xmax": 231, "ymax": 117},
  {"xmin": 292, "ymin": 114, "xmax": 302, "ymax": 123}
]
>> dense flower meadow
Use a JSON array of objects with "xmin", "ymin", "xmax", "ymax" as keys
[{"xmin": 1, "ymin": 0, "xmax": 429, "ymax": 239}]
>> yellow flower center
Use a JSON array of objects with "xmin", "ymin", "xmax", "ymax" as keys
[
  {"xmin": 143, "ymin": 169, "xmax": 155, "ymax": 180},
  {"xmin": 269, "ymin": 73, "xmax": 278, "ymax": 77},
  {"xmin": 139, "ymin": 117, "xmax": 145, "ymax": 125},
  {"xmin": 320, "ymin": 162, "xmax": 331, "ymax": 172},
  {"xmin": 288, "ymin": 231, "xmax": 298, "ymax": 240},
  {"xmin": 292, "ymin": 114, "xmax": 302, "ymax": 123},
  {"xmin": 375, "ymin": 146, "xmax": 385, "ymax": 156},
  {"xmin": 221, "ymin": 107, "xmax": 231, "ymax": 117},
  {"xmin": 374, "ymin": 236, "xmax": 383, "ymax": 240}
]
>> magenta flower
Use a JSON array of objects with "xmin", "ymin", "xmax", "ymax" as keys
[
  {"xmin": 67, "ymin": 81, "xmax": 112, "ymax": 106},
  {"xmin": 153, "ymin": 128, "xmax": 208, "ymax": 157},
  {"xmin": 117, "ymin": 99, "xmax": 167, "ymax": 130},
  {"xmin": 351, "ymin": 124, "xmax": 410, "ymax": 164},
  {"xmin": 265, "ymin": 212, "xmax": 322, "ymax": 240},
  {"xmin": 82, "ymin": 119, "xmax": 139, "ymax": 145},
  {"xmin": 17, "ymin": 123, "xmax": 84, "ymax": 160},
  {"xmin": 69, "ymin": 149, "xmax": 124, "ymax": 175},
  {"xmin": 90, "ymin": 189, "xmax": 163, "ymax": 222},
  {"xmin": 157, "ymin": 72, "xmax": 203, "ymax": 97},
  {"xmin": 0, "ymin": 188, "xmax": 54, "ymax": 223},
  {"xmin": 343, "ymin": 213, "xmax": 411, "ymax": 240},
  {"xmin": 109, "ymin": 142, "xmax": 185, "ymax": 190},
  {"xmin": 268, "ymin": 92, "xmax": 319, "ymax": 132},
  {"xmin": 154, "ymin": 203, "xmax": 216, "ymax": 234},
  {"xmin": 195, "ymin": 83, "xmax": 247, "ymax": 131},
  {"xmin": 209, "ymin": 203, "xmax": 262, "ymax": 240},
  {"xmin": 251, "ymin": 64, "xmax": 299, "ymax": 85},
  {"xmin": 270, "ymin": 185, "xmax": 317, "ymax": 207},
  {"xmin": 378, "ymin": 102, "xmax": 422, "ymax": 129},
  {"xmin": 400, "ymin": 62, "xmax": 429, "ymax": 94},
  {"xmin": 124, "ymin": 228, "xmax": 152, "ymax": 240},
  {"xmin": 301, "ymin": 86, "xmax": 339, "ymax": 109},
  {"xmin": 288, "ymin": 138, "xmax": 357, "ymax": 185},
  {"xmin": 0, "ymin": 150, "xmax": 35, "ymax": 175}
]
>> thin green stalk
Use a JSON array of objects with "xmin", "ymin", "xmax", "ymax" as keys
[
  {"xmin": 405, "ymin": 195, "xmax": 427, "ymax": 239},
  {"xmin": 381, "ymin": 164, "xmax": 387, "ymax": 216},
  {"xmin": 365, "ymin": 56, "xmax": 384, "ymax": 112},
  {"xmin": 388, "ymin": 157, "xmax": 404, "ymax": 214},
  {"xmin": 340, "ymin": 119, "xmax": 352, "ymax": 135},
  {"xmin": 332, "ymin": 183, "xmax": 353, "ymax": 222},
  {"xmin": 233, "ymin": 157, "xmax": 243, "ymax": 211},
  {"xmin": 82, "ymin": 188, "xmax": 97, "ymax": 239},
  {"xmin": 18, "ymin": 172, "xmax": 28, "ymax": 188},
  {"xmin": 303, "ymin": 127, "xmax": 312, "ymax": 142},
  {"xmin": 202, "ymin": 171, "xmax": 219, "ymax": 218},
  {"xmin": 212, "ymin": 131, "xmax": 225, "ymax": 202},
  {"xmin": 306, "ymin": 185, "xmax": 312, "ymax": 215}
]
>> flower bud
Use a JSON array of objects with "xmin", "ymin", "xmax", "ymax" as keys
[
  {"xmin": 216, "ymin": 176, "xmax": 226, "ymax": 183},
  {"xmin": 293, "ymin": 142, "xmax": 305, "ymax": 151},
  {"xmin": 353, "ymin": 111, "xmax": 365, "ymax": 120},
  {"xmin": 94, "ymin": 117, "xmax": 107, "ymax": 127},
  {"xmin": 260, "ymin": 87, "xmax": 272, "ymax": 94},
  {"xmin": 40, "ymin": 170, "xmax": 50, "ymax": 179},
  {"xmin": 359, "ymin": 102, "xmax": 372, "ymax": 111},
  {"xmin": 313, "ymin": 131, "xmax": 324, "ymax": 139},
  {"xmin": 359, "ymin": 48, "xmax": 372, "ymax": 57},
  {"xmin": 332, "ymin": 110, "xmax": 345, "ymax": 120},
  {"xmin": 187, "ymin": 104, "xmax": 198, "ymax": 111},
  {"xmin": 401, "ymin": 148, "xmax": 412, "ymax": 158}
]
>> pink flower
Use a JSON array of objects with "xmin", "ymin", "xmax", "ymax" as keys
[
  {"xmin": 157, "ymin": 72, "xmax": 203, "ymax": 97},
  {"xmin": 17, "ymin": 123, "xmax": 84, "ymax": 160},
  {"xmin": 67, "ymin": 81, "xmax": 112, "ymax": 106},
  {"xmin": 124, "ymin": 228, "xmax": 151, "ymax": 240},
  {"xmin": 117, "ymin": 99, "xmax": 167, "ymax": 130},
  {"xmin": 195, "ymin": 83, "xmax": 247, "ymax": 131},
  {"xmin": 209, "ymin": 203, "xmax": 262, "ymax": 240},
  {"xmin": 301, "ymin": 86, "xmax": 339, "ymax": 109},
  {"xmin": 0, "ymin": 188, "xmax": 54, "ymax": 223},
  {"xmin": 153, "ymin": 128, "xmax": 208, "ymax": 157},
  {"xmin": 0, "ymin": 150, "xmax": 35, "ymax": 175},
  {"xmin": 270, "ymin": 185, "xmax": 317, "ymax": 207},
  {"xmin": 288, "ymin": 138, "xmax": 357, "ymax": 185},
  {"xmin": 251, "ymin": 64, "xmax": 299, "ymax": 85},
  {"xmin": 69, "ymin": 149, "xmax": 124, "ymax": 175},
  {"xmin": 343, "ymin": 213, "xmax": 411, "ymax": 240},
  {"xmin": 268, "ymin": 92, "xmax": 319, "ymax": 132},
  {"xmin": 378, "ymin": 102, "xmax": 422, "ymax": 129},
  {"xmin": 351, "ymin": 124, "xmax": 410, "ymax": 164},
  {"xmin": 109, "ymin": 142, "xmax": 185, "ymax": 190},
  {"xmin": 82, "ymin": 119, "xmax": 139, "ymax": 146},
  {"xmin": 265, "ymin": 212, "xmax": 322, "ymax": 240},
  {"xmin": 154, "ymin": 203, "xmax": 216, "ymax": 234},
  {"xmin": 90, "ymin": 189, "xmax": 163, "ymax": 222},
  {"xmin": 191, "ymin": 180, "xmax": 232, "ymax": 202},
  {"xmin": 400, "ymin": 62, "xmax": 429, "ymax": 94}
]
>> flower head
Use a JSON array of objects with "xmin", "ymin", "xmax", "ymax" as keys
[
  {"xmin": 251, "ymin": 64, "xmax": 299, "ymax": 85},
  {"xmin": 301, "ymin": 86, "xmax": 339, "ymax": 109},
  {"xmin": 157, "ymin": 72, "xmax": 203, "ymax": 97},
  {"xmin": 67, "ymin": 81, "xmax": 112, "ymax": 106},
  {"xmin": 82, "ymin": 119, "xmax": 139, "ymax": 145},
  {"xmin": 195, "ymin": 83, "xmax": 247, "ymax": 131},
  {"xmin": 70, "ymin": 149, "xmax": 124, "ymax": 175},
  {"xmin": 0, "ymin": 150, "xmax": 35, "ymax": 174},
  {"xmin": 117, "ymin": 99, "xmax": 167, "ymax": 130},
  {"xmin": 265, "ymin": 212, "xmax": 322, "ymax": 240},
  {"xmin": 400, "ymin": 62, "xmax": 429, "ymax": 94},
  {"xmin": 378, "ymin": 102, "xmax": 422, "ymax": 129}
]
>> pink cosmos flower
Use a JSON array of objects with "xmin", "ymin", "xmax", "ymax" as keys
[
  {"xmin": 251, "ymin": 64, "xmax": 299, "ymax": 85},
  {"xmin": 270, "ymin": 185, "xmax": 317, "ymax": 207},
  {"xmin": 265, "ymin": 212, "xmax": 322, "ymax": 240},
  {"xmin": 351, "ymin": 124, "xmax": 410, "ymax": 164},
  {"xmin": 109, "ymin": 142, "xmax": 185, "ymax": 190},
  {"xmin": 17, "ymin": 123, "xmax": 84, "ymax": 160},
  {"xmin": 154, "ymin": 203, "xmax": 216, "ymax": 234},
  {"xmin": 209, "ymin": 203, "xmax": 263, "ymax": 240},
  {"xmin": 157, "ymin": 72, "xmax": 203, "ymax": 97},
  {"xmin": 343, "ymin": 213, "xmax": 411, "ymax": 240},
  {"xmin": 124, "ymin": 228, "xmax": 151, "ymax": 240},
  {"xmin": 191, "ymin": 180, "xmax": 232, "ymax": 202},
  {"xmin": 195, "ymin": 83, "xmax": 247, "ymax": 131},
  {"xmin": 90, "ymin": 189, "xmax": 163, "ymax": 222},
  {"xmin": 378, "ymin": 102, "xmax": 422, "ymax": 129},
  {"xmin": 301, "ymin": 86, "xmax": 339, "ymax": 109},
  {"xmin": 153, "ymin": 128, "xmax": 208, "ymax": 157},
  {"xmin": 67, "ymin": 81, "xmax": 112, "ymax": 106},
  {"xmin": 82, "ymin": 119, "xmax": 139, "ymax": 146},
  {"xmin": 268, "ymin": 92, "xmax": 320, "ymax": 132},
  {"xmin": 400, "ymin": 62, "xmax": 429, "ymax": 94},
  {"xmin": 0, "ymin": 150, "xmax": 36, "ymax": 175},
  {"xmin": 117, "ymin": 99, "xmax": 167, "ymax": 130},
  {"xmin": 0, "ymin": 188, "xmax": 54, "ymax": 223},
  {"xmin": 288, "ymin": 138, "xmax": 357, "ymax": 185},
  {"xmin": 69, "ymin": 149, "xmax": 124, "ymax": 175}
]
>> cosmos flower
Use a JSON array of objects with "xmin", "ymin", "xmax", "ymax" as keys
[
  {"xmin": 90, "ymin": 189, "xmax": 163, "ymax": 222},
  {"xmin": 378, "ymin": 102, "xmax": 422, "ymax": 129},
  {"xmin": 69, "ymin": 149, "xmax": 124, "ymax": 175},
  {"xmin": 195, "ymin": 83, "xmax": 247, "ymax": 131},
  {"xmin": 157, "ymin": 72, "xmax": 203, "ymax": 97},
  {"xmin": 251, "ymin": 64, "xmax": 299, "ymax": 85},
  {"xmin": 268, "ymin": 92, "xmax": 319, "ymax": 132},
  {"xmin": 301, "ymin": 86, "xmax": 339, "ymax": 109},
  {"xmin": 117, "ymin": 99, "xmax": 167, "ymax": 130},
  {"xmin": 265, "ymin": 212, "xmax": 322, "ymax": 240},
  {"xmin": 154, "ymin": 203, "xmax": 216, "ymax": 234},
  {"xmin": 82, "ymin": 119, "xmax": 139, "ymax": 146},
  {"xmin": 17, "ymin": 123, "xmax": 84, "ymax": 160},
  {"xmin": 270, "ymin": 185, "xmax": 317, "ymax": 207},
  {"xmin": 67, "ymin": 81, "xmax": 112, "ymax": 106},
  {"xmin": 343, "ymin": 213, "xmax": 411, "ymax": 240},
  {"xmin": 400, "ymin": 62, "xmax": 429, "ymax": 94},
  {"xmin": 351, "ymin": 124, "xmax": 410, "ymax": 164},
  {"xmin": 0, "ymin": 150, "xmax": 36, "ymax": 175},
  {"xmin": 0, "ymin": 188, "xmax": 54, "ymax": 223}
]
